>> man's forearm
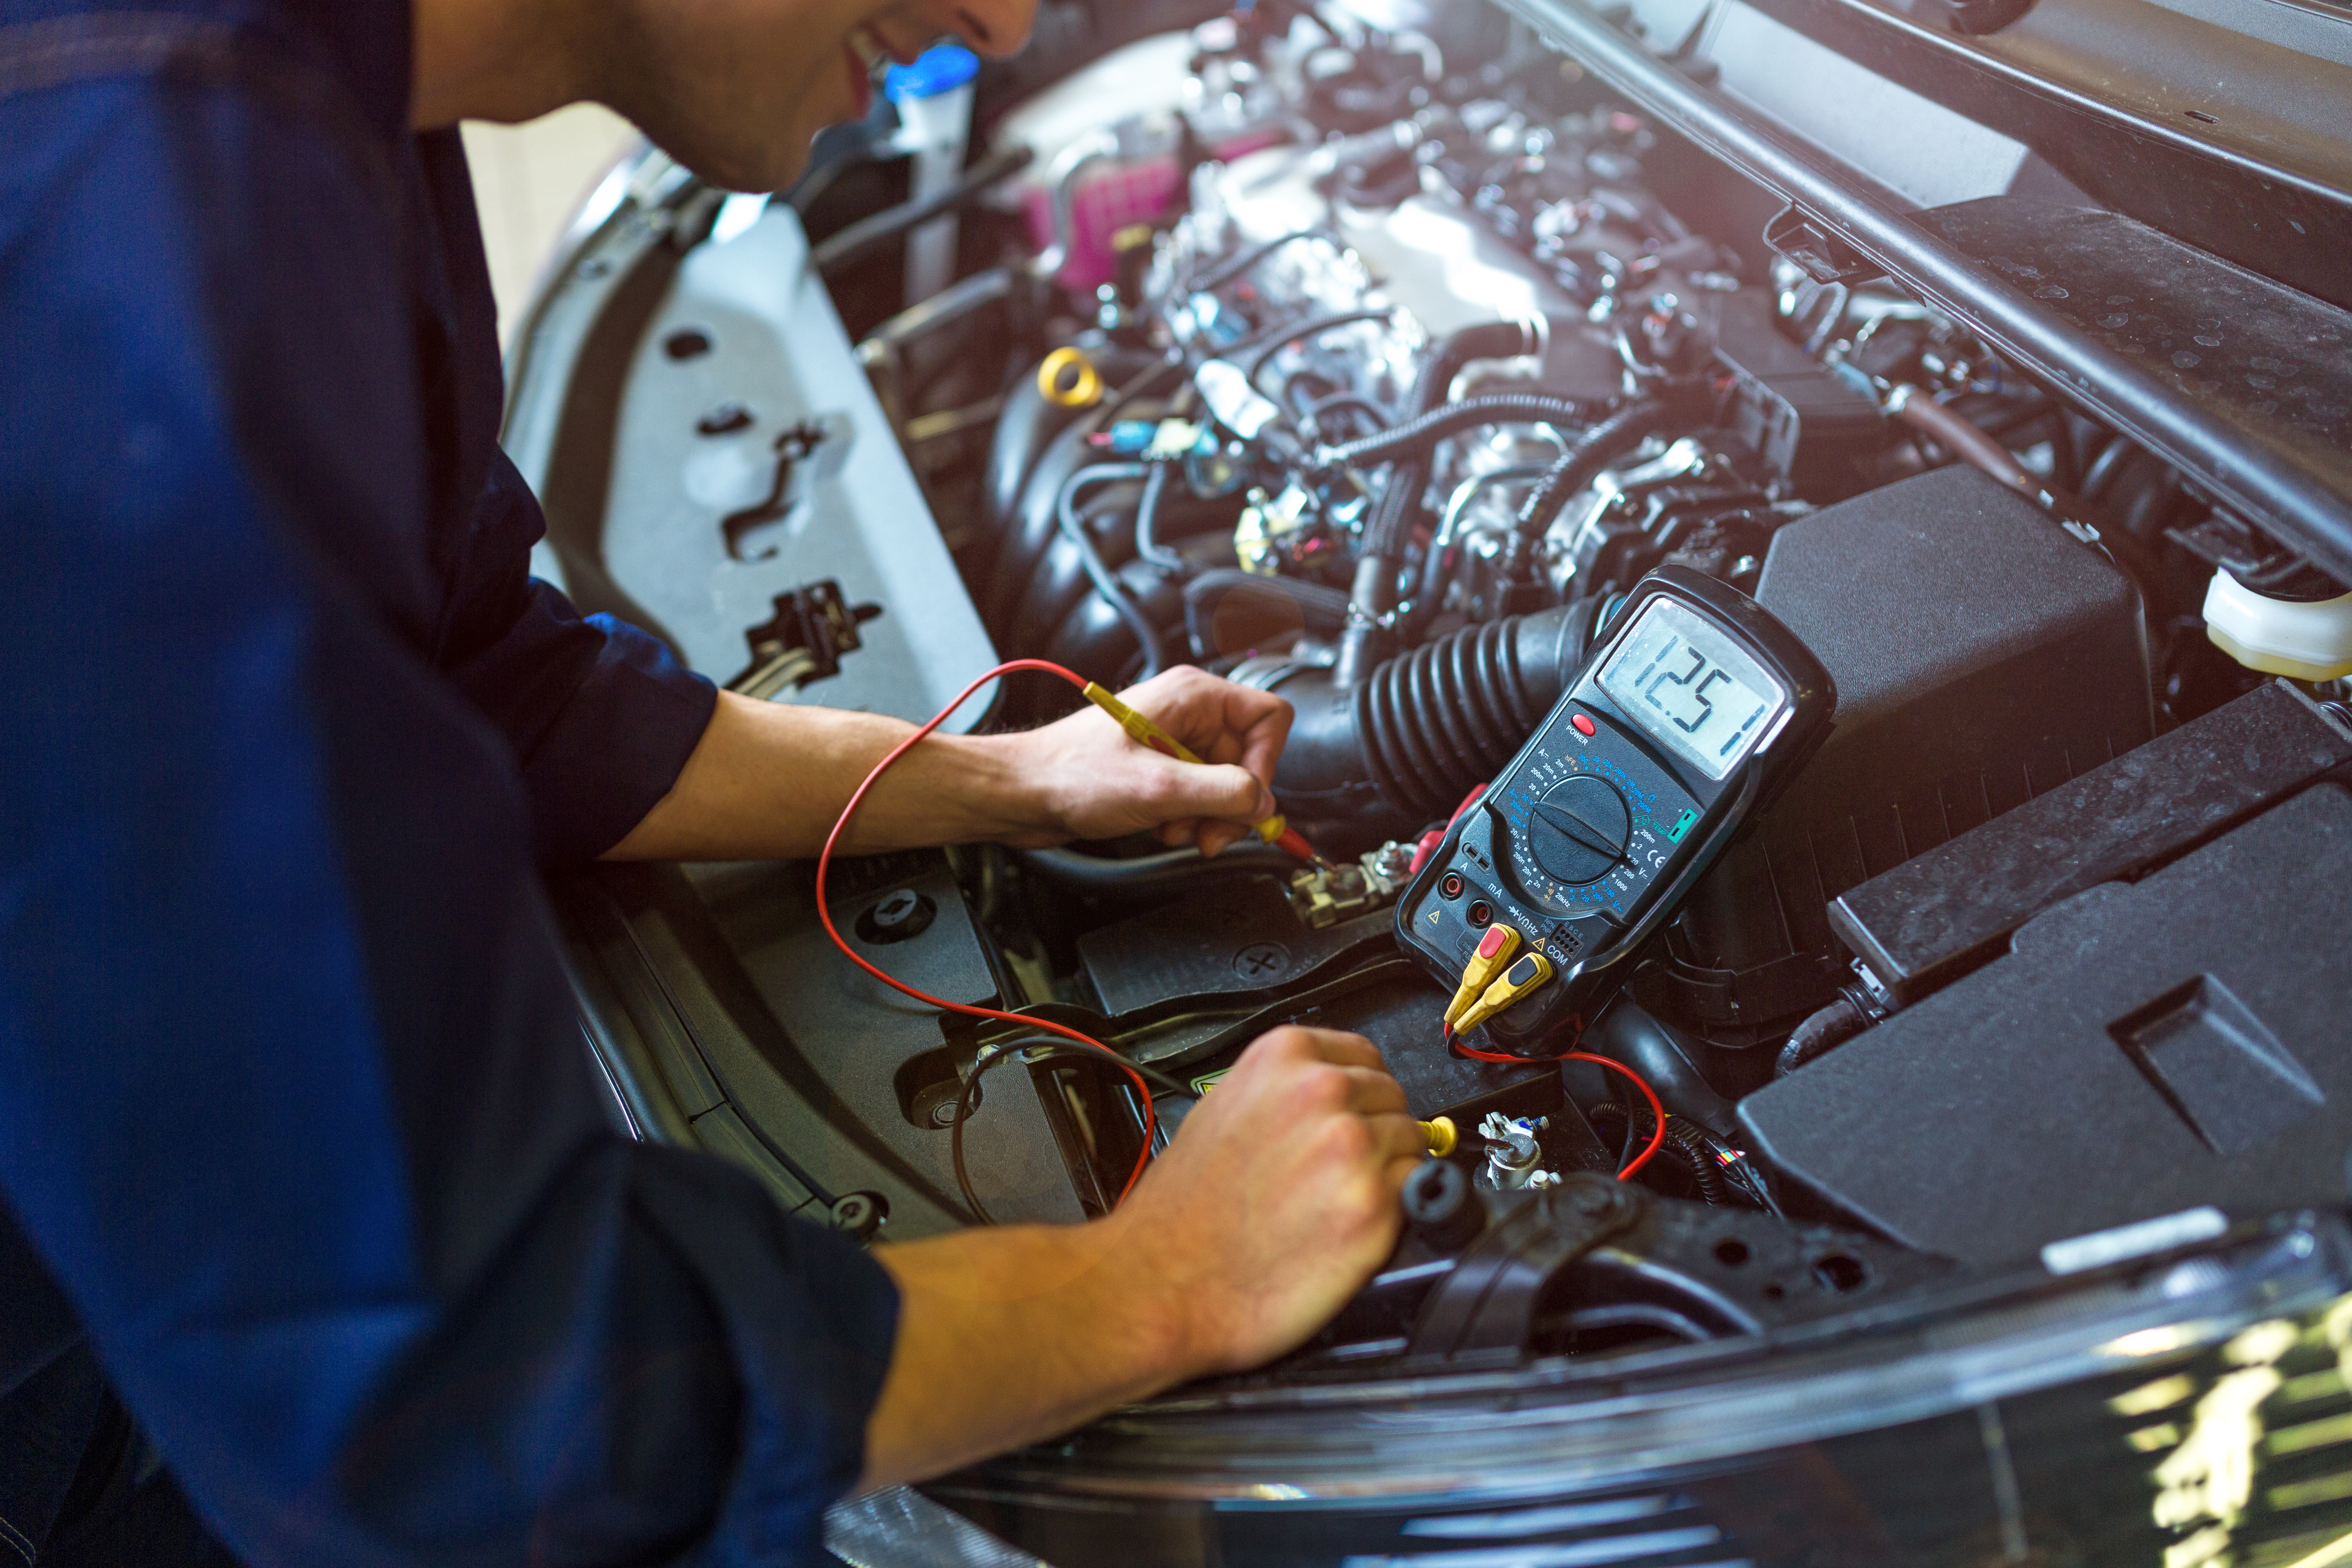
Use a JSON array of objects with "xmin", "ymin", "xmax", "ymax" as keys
[
  {"xmin": 858, "ymin": 1216, "xmax": 1202, "ymax": 1491},
  {"xmin": 603, "ymin": 691, "xmax": 1047, "ymax": 861},
  {"xmin": 602, "ymin": 670, "xmax": 1292, "ymax": 864}
]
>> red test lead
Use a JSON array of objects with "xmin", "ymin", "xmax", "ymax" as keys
[{"xmin": 816, "ymin": 659, "xmax": 1316, "ymax": 1209}]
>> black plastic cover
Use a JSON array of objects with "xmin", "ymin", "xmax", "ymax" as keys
[
  {"xmin": 1831, "ymin": 680, "xmax": 2352, "ymax": 1004},
  {"xmin": 1651, "ymin": 464, "xmax": 2151, "ymax": 1038},
  {"xmin": 1740, "ymin": 784, "xmax": 2352, "ymax": 1267},
  {"xmin": 1077, "ymin": 880, "xmax": 1555, "ymax": 1120},
  {"xmin": 1711, "ymin": 289, "xmax": 1884, "ymax": 502}
]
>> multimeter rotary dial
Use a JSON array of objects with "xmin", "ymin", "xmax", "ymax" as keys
[{"xmin": 1527, "ymin": 775, "xmax": 1631, "ymax": 884}]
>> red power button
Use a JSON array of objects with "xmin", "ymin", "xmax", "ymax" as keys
[{"xmin": 1570, "ymin": 711, "xmax": 1597, "ymax": 737}]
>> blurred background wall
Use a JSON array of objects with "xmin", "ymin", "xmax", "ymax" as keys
[{"xmin": 461, "ymin": 105, "xmax": 640, "ymax": 345}]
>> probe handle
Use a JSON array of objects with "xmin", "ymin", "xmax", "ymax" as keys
[{"xmin": 1081, "ymin": 682, "xmax": 1316, "ymax": 860}]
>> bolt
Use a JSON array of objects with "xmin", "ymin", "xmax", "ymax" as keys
[{"xmin": 829, "ymin": 1192, "xmax": 886, "ymax": 1238}]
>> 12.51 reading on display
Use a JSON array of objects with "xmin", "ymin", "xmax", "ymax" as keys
[{"xmin": 1596, "ymin": 597, "xmax": 1788, "ymax": 781}]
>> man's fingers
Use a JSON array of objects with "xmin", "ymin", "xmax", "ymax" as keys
[
  {"xmin": 1197, "ymin": 821, "xmax": 1246, "ymax": 858},
  {"xmin": 1366, "ymin": 1112, "xmax": 1432, "ymax": 1168},
  {"xmin": 1332, "ymin": 1065, "xmax": 1408, "ymax": 1117},
  {"xmin": 1277, "ymin": 1027, "xmax": 1390, "ymax": 1071},
  {"xmin": 1138, "ymin": 757, "xmax": 1270, "ymax": 825}
]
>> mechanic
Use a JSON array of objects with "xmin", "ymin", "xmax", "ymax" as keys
[{"xmin": 0, "ymin": 0, "xmax": 1429, "ymax": 1562}]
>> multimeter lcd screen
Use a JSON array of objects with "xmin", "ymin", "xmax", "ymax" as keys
[{"xmin": 1597, "ymin": 597, "xmax": 1788, "ymax": 781}]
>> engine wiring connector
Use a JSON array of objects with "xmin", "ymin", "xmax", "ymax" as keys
[
  {"xmin": 1454, "ymin": 950, "xmax": 1556, "ymax": 1035},
  {"xmin": 1443, "ymin": 924, "xmax": 1523, "ymax": 1030}
]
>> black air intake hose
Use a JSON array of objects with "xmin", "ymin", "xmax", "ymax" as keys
[
  {"xmin": 1012, "ymin": 843, "xmax": 1297, "ymax": 898},
  {"xmin": 1264, "ymin": 595, "xmax": 1611, "ymax": 833}
]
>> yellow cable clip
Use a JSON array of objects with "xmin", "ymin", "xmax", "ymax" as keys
[
  {"xmin": 1443, "ymin": 923, "xmax": 1522, "ymax": 1030},
  {"xmin": 1037, "ymin": 346, "xmax": 1104, "ymax": 409},
  {"xmin": 1454, "ymin": 950, "xmax": 1556, "ymax": 1034}
]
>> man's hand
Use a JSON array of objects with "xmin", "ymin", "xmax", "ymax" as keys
[
  {"xmin": 860, "ymin": 1028, "xmax": 1418, "ymax": 1489},
  {"xmin": 1107, "ymin": 1027, "xmax": 1424, "ymax": 1371},
  {"xmin": 604, "ymin": 667, "xmax": 1292, "ymax": 863},
  {"xmin": 993, "ymin": 666, "xmax": 1294, "ymax": 857}
]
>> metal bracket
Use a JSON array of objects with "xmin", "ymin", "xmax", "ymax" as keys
[
  {"xmin": 728, "ymin": 578, "xmax": 881, "ymax": 699},
  {"xmin": 1762, "ymin": 203, "xmax": 1880, "ymax": 286}
]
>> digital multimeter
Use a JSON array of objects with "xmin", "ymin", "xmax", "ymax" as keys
[{"xmin": 1394, "ymin": 566, "xmax": 1835, "ymax": 1051}]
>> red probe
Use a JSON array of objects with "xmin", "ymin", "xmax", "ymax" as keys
[{"xmin": 815, "ymin": 659, "xmax": 1326, "ymax": 1209}]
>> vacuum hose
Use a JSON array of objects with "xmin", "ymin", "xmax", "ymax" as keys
[
  {"xmin": 1511, "ymin": 396, "xmax": 1672, "ymax": 543},
  {"xmin": 1331, "ymin": 321, "xmax": 1548, "ymax": 687}
]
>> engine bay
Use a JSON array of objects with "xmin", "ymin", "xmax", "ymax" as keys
[{"xmin": 514, "ymin": 0, "xmax": 2352, "ymax": 1381}]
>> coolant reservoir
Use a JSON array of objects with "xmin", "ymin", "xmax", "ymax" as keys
[{"xmin": 2203, "ymin": 569, "xmax": 2352, "ymax": 682}]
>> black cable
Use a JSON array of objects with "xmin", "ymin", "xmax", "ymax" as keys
[
  {"xmin": 1511, "ymin": 396, "xmax": 1671, "ymax": 543},
  {"xmin": 952, "ymin": 1042, "xmax": 1192, "ymax": 1225},
  {"xmin": 1587, "ymin": 1104, "xmax": 1784, "ymax": 1215},
  {"xmin": 1183, "ymin": 569, "xmax": 1350, "ymax": 659},
  {"xmin": 1303, "ymin": 392, "xmax": 1390, "ymax": 436},
  {"xmin": 1313, "ymin": 393, "xmax": 1599, "ymax": 474},
  {"xmin": 1132, "ymin": 464, "xmax": 1185, "ymax": 574},
  {"xmin": 1240, "ymin": 307, "xmax": 1400, "ymax": 386},
  {"xmin": 1010, "ymin": 841, "xmax": 1298, "ymax": 894},
  {"xmin": 785, "ymin": 118, "xmax": 889, "ymax": 214},
  {"xmin": 1185, "ymin": 227, "xmax": 1331, "ymax": 296},
  {"xmin": 1585, "ymin": 1104, "xmax": 1729, "ymax": 1205},
  {"xmin": 1095, "ymin": 353, "xmax": 1187, "ymax": 428},
  {"xmin": 1055, "ymin": 463, "xmax": 1167, "ymax": 678},
  {"xmin": 2081, "ymin": 434, "xmax": 2138, "ymax": 503},
  {"xmin": 811, "ymin": 146, "xmax": 1034, "ymax": 272}
]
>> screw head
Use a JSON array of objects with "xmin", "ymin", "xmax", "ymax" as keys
[
  {"xmin": 829, "ymin": 1192, "xmax": 888, "ymax": 1238},
  {"xmin": 857, "ymin": 889, "xmax": 936, "ymax": 944}
]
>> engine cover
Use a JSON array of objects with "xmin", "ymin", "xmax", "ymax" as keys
[
  {"xmin": 1644, "ymin": 465, "xmax": 2154, "ymax": 1039},
  {"xmin": 1740, "ymin": 783, "xmax": 2352, "ymax": 1267}
]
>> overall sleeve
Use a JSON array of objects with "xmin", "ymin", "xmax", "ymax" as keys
[
  {"xmin": 0, "ymin": 39, "xmax": 893, "ymax": 1568},
  {"xmin": 433, "ymin": 446, "xmax": 719, "ymax": 866}
]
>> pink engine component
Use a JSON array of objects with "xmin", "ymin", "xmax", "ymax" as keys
[{"xmin": 1019, "ymin": 132, "xmax": 1287, "ymax": 294}]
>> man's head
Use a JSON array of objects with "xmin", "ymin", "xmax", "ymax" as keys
[{"xmin": 414, "ymin": 0, "xmax": 1039, "ymax": 191}]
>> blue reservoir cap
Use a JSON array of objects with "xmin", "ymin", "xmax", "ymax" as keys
[{"xmin": 884, "ymin": 43, "xmax": 980, "ymax": 101}]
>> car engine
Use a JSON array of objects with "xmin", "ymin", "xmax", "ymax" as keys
[{"xmin": 510, "ymin": 0, "xmax": 2352, "ymax": 1388}]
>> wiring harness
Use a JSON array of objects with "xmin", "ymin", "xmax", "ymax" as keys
[{"xmin": 815, "ymin": 659, "xmax": 1165, "ymax": 1221}]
